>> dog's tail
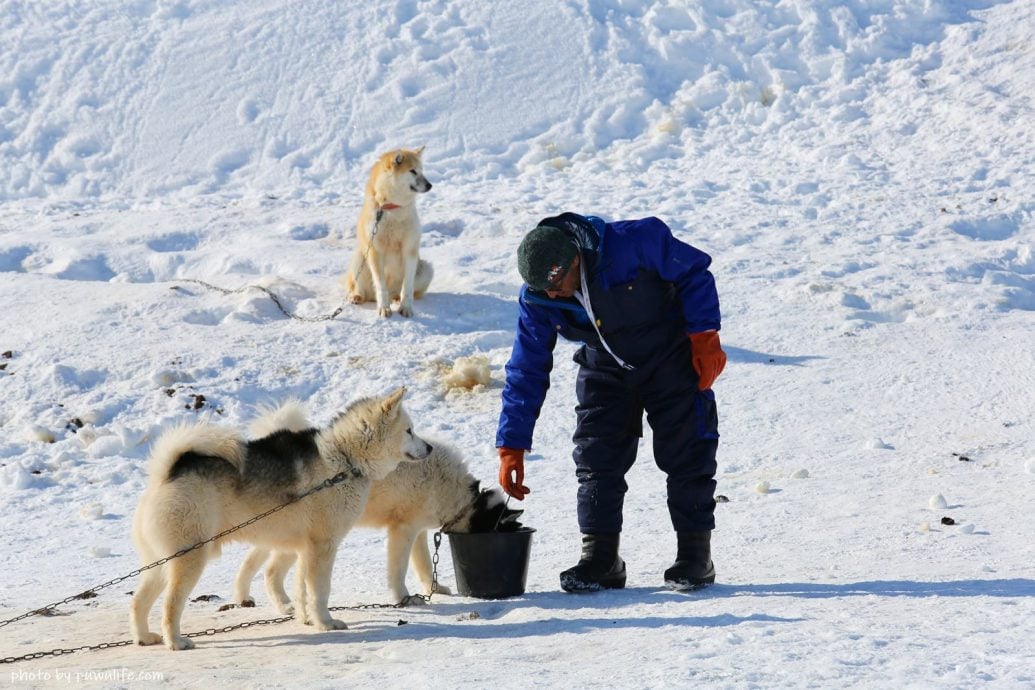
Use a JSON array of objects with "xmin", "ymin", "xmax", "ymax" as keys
[
  {"xmin": 146, "ymin": 422, "xmax": 247, "ymax": 482},
  {"xmin": 248, "ymin": 399, "xmax": 312, "ymax": 439}
]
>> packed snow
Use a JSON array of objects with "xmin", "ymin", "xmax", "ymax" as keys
[{"xmin": 1, "ymin": 0, "xmax": 1034, "ymax": 687}]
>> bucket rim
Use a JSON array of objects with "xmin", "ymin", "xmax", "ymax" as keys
[{"xmin": 443, "ymin": 526, "xmax": 537, "ymax": 537}]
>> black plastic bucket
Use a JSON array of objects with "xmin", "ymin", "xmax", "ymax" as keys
[{"xmin": 445, "ymin": 527, "xmax": 536, "ymax": 599}]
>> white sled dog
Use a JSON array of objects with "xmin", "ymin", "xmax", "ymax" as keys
[
  {"xmin": 129, "ymin": 388, "xmax": 432, "ymax": 651},
  {"xmin": 233, "ymin": 401, "xmax": 524, "ymax": 606},
  {"xmin": 342, "ymin": 146, "xmax": 434, "ymax": 318}
]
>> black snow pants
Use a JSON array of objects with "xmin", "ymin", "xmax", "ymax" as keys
[{"xmin": 571, "ymin": 335, "xmax": 719, "ymax": 534}]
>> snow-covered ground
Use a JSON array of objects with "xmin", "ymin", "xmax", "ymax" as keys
[{"xmin": 1, "ymin": 0, "xmax": 1034, "ymax": 687}]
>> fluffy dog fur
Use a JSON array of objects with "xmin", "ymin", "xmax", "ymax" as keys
[
  {"xmin": 233, "ymin": 401, "xmax": 523, "ymax": 606},
  {"xmin": 342, "ymin": 146, "xmax": 434, "ymax": 318},
  {"xmin": 129, "ymin": 388, "xmax": 431, "ymax": 650}
]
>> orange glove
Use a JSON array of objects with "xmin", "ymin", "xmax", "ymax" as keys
[
  {"xmin": 498, "ymin": 447, "xmax": 530, "ymax": 500},
  {"xmin": 689, "ymin": 331, "xmax": 726, "ymax": 390}
]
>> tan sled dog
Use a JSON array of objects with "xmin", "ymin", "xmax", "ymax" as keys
[
  {"xmin": 129, "ymin": 388, "xmax": 431, "ymax": 650},
  {"xmin": 342, "ymin": 147, "xmax": 434, "ymax": 318},
  {"xmin": 233, "ymin": 402, "xmax": 524, "ymax": 606}
]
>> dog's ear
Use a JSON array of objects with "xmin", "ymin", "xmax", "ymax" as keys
[
  {"xmin": 415, "ymin": 145, "xmax": 425, "ymax": 157},
  {"xmin": 394, "ymin": 152, "xmax": 404, "ymax": 166},
  {"xmin": 381, "ymin": 386, "xmax": 406, "ymax": 414}
]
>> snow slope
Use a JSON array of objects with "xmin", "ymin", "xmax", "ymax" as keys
[{"xmin": 1, "ymin": 0, "xmax": 1034, "ymax": 687}]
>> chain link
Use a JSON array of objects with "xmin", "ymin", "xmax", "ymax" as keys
[
  {"xmin": 1, "ymin": 500, "xmax": 448, "ymax": 664},
  {"xmin": 431, "ymin": 531, "xmax": 442, "ymax": 597},
  {"xmin": 0, "ymin": 581, "xmax": 435, "ymax": 665},
  {"xmin": 2, "ymin": 612, "xmax": 301, "ymax": 665},
  {"xmin": 174, "ymin": 279, "xmax": 345, "ymax": 322},
  {"xmin": 2, "ymin": 639, "xmax": 136, "ymax": 664},
  {"xmin": 0, "ymin": 442, "xmax": 445, "ymax": 664},
  {"xmin": 174, "ymin": 206, "xmax": 386, "ymax": 322},
  {"xmin": 0, "ymin": 470, "xmax": 358, "ymax": 630}
]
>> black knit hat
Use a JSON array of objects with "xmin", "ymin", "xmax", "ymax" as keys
[{"xmin": 517, "ymin": 224, "xmax": 578, "ymax": 291}]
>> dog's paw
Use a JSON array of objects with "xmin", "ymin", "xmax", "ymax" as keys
[
  {"xmin": 134, "ymin": 632, "xmax": 163, "ymax": 646},
  {"xmin": 314, "ymin": 618, "xmax": 348, "ymax": 631},
  {"xmin": 398, "ymin": 594, "xmax": 428, "ymax": 607},
  {"xmin": 275, "ymin": 601, "xmax": 295, "ymax": 616},
  {"xmin": 431, "ymin": 583, "xmax": 452, "ymax": 596},
  {"xmin": 166, "ymin": 636, "xmax": 195, "ymax": 651},
  {"xmin": 377, "ymin": 306, "xmax": 393, "ymax": 318},
  {"xmin": 348, "ymin": 293, "xmax": 365, "ymax": 305},
  {"xmin": 398, "ymin": 304, "xmax": 415, "ymax": 318},
  {"xmin": 236, "ymin": 596, "xmax": 255, "ymax": 608}
]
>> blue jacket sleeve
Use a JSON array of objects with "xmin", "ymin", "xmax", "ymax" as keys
[
  {"xmin": 635, "ymin": 217, "xmax": 721, "ymax": 333},
  {"xmin": 496, "ymin": 288, "xmax": 558, "ymax": 450}
]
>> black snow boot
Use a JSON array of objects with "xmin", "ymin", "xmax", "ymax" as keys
[
  {"xmin": 559, "ymin": 533, "xmax": 627, "ymax": 593},
  {"xmin": 664, "ymin": 531, "xmax": 716, "ymax": 591}
]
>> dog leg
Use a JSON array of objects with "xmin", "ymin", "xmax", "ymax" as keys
[
  {"xmin": 161, "ymin": 549, "xmax": 208, "ymax": 650},
  {"xmin": 410, "ymin": 529, "xmax": 451, "ymax": 596},
  {"xmin": 130, "ymin": 565, "xmax": 165, "ymax": 646},
  {"xmin": 386, "ymin": 524, "xmax": 418, "ymax": 604},
  {"xmin": 233, "ymin": 546, "xmax": 267, "ymax": 607},
  {"xmin": 397, "ymin": 249, "xmax": 419, "ymax": 317},
  {"xmin": 299, "ymin": 541, "xmax": 347, "ymax": 630},
  {"xmin": 344, "ymin": 250, "xmax": 368, "ymax": 304},
  {"xmin": 365, "ymin": 249, "xmax": 393, "ymax": 318},
  {"xmin": 292, "ymin": 560, "xmax": 310, "ymax": 626},
  {"xmin": 264, "ymin": 550, "xmax": 297, "ymax": 615}
]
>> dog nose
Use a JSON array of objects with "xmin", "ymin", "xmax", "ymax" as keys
[{"xmin": 425, "ymin": 182, "xmax": 433, "ymax": 191}]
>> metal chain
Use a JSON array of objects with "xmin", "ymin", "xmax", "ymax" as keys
[
  {"xmin": 174, "ymin": 206, "xmax": 385, "ymax": 322},
  {"xmin": 173, "ymin": 279, "xmax": 345, "ymax": 322},
  {"xmin": 0, "ymin": 612, "xmax": 301, "ymax": 665},
  {"xmin": 2, "ymin": 639, "xmax": 136, "ymax": 664},
  {"xmin": 431, "ymin": 530, "xmax": 442, "ymax": 598},
  {"xmin": 390, "ymin": 530, "xmax": 443, "ymax": 606},
  {"xmin": 0, "ymin": 470, "xmax": 358, "ymax": 630},
  {"xmin": 0, "ymin": 439, "xmax": 440, "ymax": 664},
  {"xmin": 1, "ymin": 531, "xmax": 445, "ymax": 665}
]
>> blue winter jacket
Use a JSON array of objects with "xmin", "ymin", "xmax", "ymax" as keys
[{"xmin": 496, "ymin": 213, "xmax": 721, "ymax": 450}]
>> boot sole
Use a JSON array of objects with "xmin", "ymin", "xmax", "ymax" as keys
[
  {"xmin": 560, "ymin": 574, "xmax": 627, "ymax": 593},
  {"xmin": 664, "ymin": 577, "xmax": 715, "ymax": 592}
]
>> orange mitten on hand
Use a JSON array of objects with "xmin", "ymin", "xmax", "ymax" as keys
[
  {"xmin": 498, "ymin": 447, "xmax": 530, "ymax": 500},
  {"xmin": 689, "ymin": 331, "xmax": 727, "ymax": 390}
]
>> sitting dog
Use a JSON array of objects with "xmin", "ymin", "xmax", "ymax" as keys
[
  {"xmin": 129, "ymin": 388, "xmax": 431, "ymax": 650},
  {"xmin": 234, "ymin": 401, "xmax": 523, "ymax": 607},
  {"xmin": 342, "ymin": 146, "xmax": 434, "ymax": 318}
]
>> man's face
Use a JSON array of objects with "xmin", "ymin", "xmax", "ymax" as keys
[{"xmin": 545, "ymin": 253, "xmax": 580, "ymax": 299}]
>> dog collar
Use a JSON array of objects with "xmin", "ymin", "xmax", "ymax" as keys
[{"xmin": 380, "ymin": 203, "xmax": 401, "ymax": 211}]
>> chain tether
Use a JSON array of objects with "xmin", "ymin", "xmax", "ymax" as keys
[
  {"xmin": 0, "ymin": 494, "xmax": 449, "ymax": 665},
  {"xmin": 174, "ymin": 206, "xmax": 387, "ymax": 322},
  {"xmin": 0, "ymin": 470, "xmax": 357, "ymax": 631},
  {"xmin": 173, "ymin": 279, "xmax": 345, "ymax": 322}
]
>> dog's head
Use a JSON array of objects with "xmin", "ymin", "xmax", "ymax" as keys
[
  {"xmin": 445, "ymin": 481, "xmax": 525, "ymax": 533},
  {"xmin": 371, "ymin": 146, "xmax": 432, "ymax": 204},
  {"xmin": 327, "ymin": 387, "xmax": 433, "ymax": 479}
]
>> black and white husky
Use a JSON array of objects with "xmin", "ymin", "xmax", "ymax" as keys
[{"xmin": 130, "ymin": 388, "xmax": 431, "ymax": 650}]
